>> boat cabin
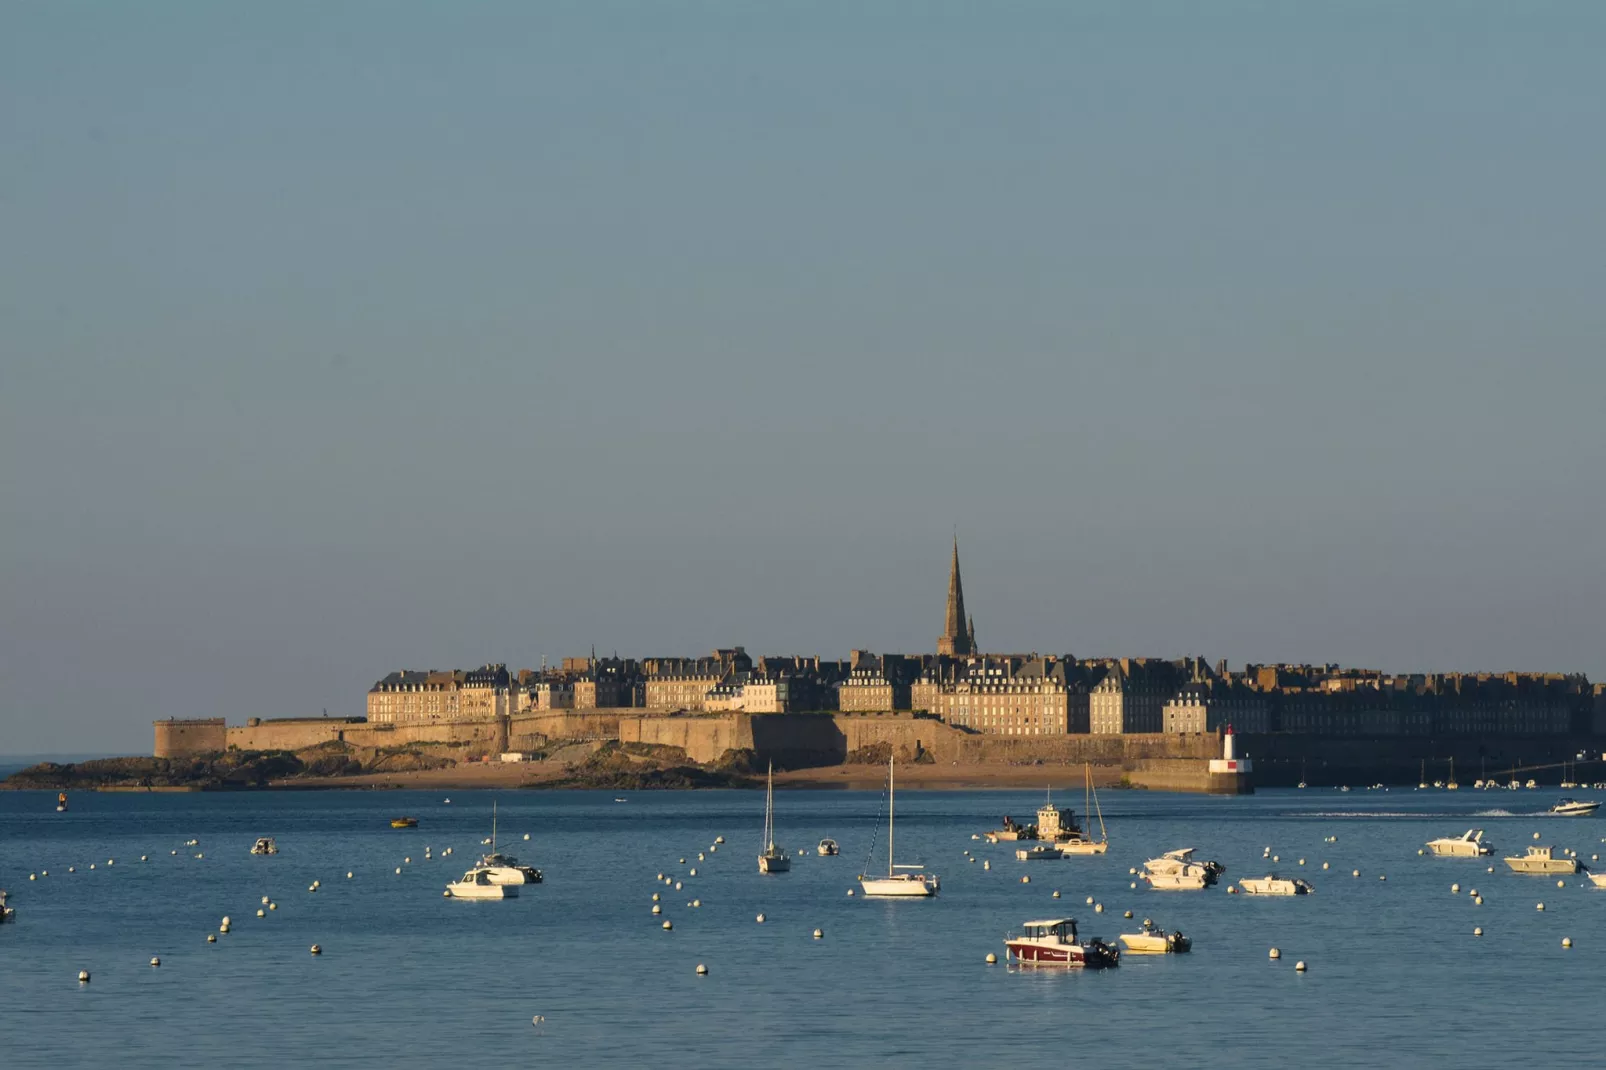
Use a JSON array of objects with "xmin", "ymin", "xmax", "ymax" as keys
[{"xmin": 1019, "ymin": 918, "xmax": 1079, "ymax": 944}]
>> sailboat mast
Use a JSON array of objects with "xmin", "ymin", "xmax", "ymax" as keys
[
  {"xmin": 492, "ymin": 799, "xmax": 497, "ymax": 853},
  {"xmin": 888, "ymin": 753, "xmax": 895, "ymax": 877}
]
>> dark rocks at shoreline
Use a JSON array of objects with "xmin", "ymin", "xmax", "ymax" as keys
[
  {"xmin": 544, "ymin": 740, "xmax": 758, "ymax": 790},
  {"xmin": 1, "ymin": 742, "xmax": 458, "ymax": 791}
]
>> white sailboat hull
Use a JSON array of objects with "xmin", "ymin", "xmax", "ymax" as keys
[
  {"xmin": 860, "ymin": 875, "xmax": 938, "ymax": 897},
  {"xmin": 759, "ymin": 853, "xmax": 791, "ymax": 874}
]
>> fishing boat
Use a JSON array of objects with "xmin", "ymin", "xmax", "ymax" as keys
[
  {"xmin": 56, "ymin": 792, "xmax": 68, "ymax": 813},
  {"xmin": 1237, "ymin": 875, "xmax": 1314, "ymax": 896},
  {"xmin": 1003, "ymin": 918, "xmax": 1119, "ymax": 968},
  {"xmin": 444, "ymin": 866, "xmax": 518, "ymax": 899},
  {"xmin": 1140, "ymin": 848, "xmax": 1223, "ymax": 890},
  {"xmin": 858, "ymin": 755, "xmax": 939, "ymax": 897},
  {"xmin": 984, "ymin": 816, "xmax": 1035, "ymax": 843},
  {"xmin": 1550, "ymin": 799, "xmax": 1600, "ymax": 817},
  {"xmin": 249, "ymin": 837, "xmax": 279, "ymax": 856},
  {"xmin": 816, "ymin": 839, "xmax": 840, "ymax": 856},
  {"xmin": 1424, "ymin": 830, "xmax": 1494, "ymax": 857},
  {"xmin": 758, "ymin": 762, "xmax": 790, "ymax": 874},
  {"xmin": 390, "ymin": 816, "xmax": 419, "ymax": 829},
  {"xmin": 1119, "ymin": 918, "xmax": 1191, "ymax": 954},
  {"xmin": 477, "ymin": 802, "xmax": 542, "ymax": 884},
  {"xmin": 1057, "ymin": 765, "xmax": 1108, "ymax": 855},
  {"xmin": 1504, "ymin": 845, "xmax": 1578, "ymax": 875}
]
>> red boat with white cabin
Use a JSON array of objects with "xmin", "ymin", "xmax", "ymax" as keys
[{"xmin": 1003, "ymin": 918, "xmax": 1120, "ymax": 968}]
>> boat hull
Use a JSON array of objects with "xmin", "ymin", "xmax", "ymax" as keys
[
  {"xmin": 759, "ymin": 855, "xmax": 791, "ymax": 874},
  {"xmin": 1238, "ymin": 878, "xmax": 1311, "ymax": 895},
  {"xmin": 1005, "ymin": 941, "xmax": 1118, "ymax": 967},
  {"xmin": 1426, "ymin": 843, "xmax": 1491, "ymax": 857},
  {"xmin": 1058, "ymin": 841, "xmax": 1109, "ymax": 856},
  {"xmin": 446, "ymin": 883, "xmax": 516, "ymax": 899},
  {"xmin": 1505, "ymin": 858, "xmax": 1578, "ymax": 874},
  {"xmin": 860, "ymin": 876, "xmax": 938, "ymax": 897},
  {"xmin": 1144, "ymin": 873, "xmax": 1208, "ymax": 890}
]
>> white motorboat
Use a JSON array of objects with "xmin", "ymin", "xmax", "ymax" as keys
[
  {"xmin": 858, "ymin": 755, "xmax": 938, "ymax": 898},
  {"xmin": 758, "ymin": 762, "xmax": 790, "ymax": 874},
  {"xmin": 1550, "ymin": 799, "xmax": 1600, "ymax": 817},
  {"xmin": 476, "ymin": 802, "xmax": 542, "ymax": 884},
  {"xmin": 249, "ymin": 837, "xmax": 279, "ymax": 856},
  {"xmin": 816, "ymin": 839, "xmax": 839, "ymax": 856},
  {"xmin": 1424, "ymin": 829, "xmax": 1494, "ymax": 857},
  {"xmin": 1015, "ymin": 844, "xmax": 1065, "ymax": 862},
  {"xmin": 1587, "ymin": 871, "xmax": 1606, "ymax": 889},
  {"xmin": 1140, "ymin": 848, "xmax": 1223, "ymax": 890},
  {"xmin": 445, "ymin": 867, "xmax": 518, "ymax": 899},
  {"xmin": 1504, "ymin": 845, "xmax": 1578, "ymax": 875},
  {"xmin": 1237, "ymin": 875, "xmax": 1314, "ymax": 896},
  {"xmin": 1004, "ymin": 918, "xmax": 1119, "ymax": 967},
  {"xmin": 1119, "ymin": 918, "xmax": 1191, "ymax": 954}
]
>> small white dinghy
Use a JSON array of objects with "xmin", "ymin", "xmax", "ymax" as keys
[
  {"xmin": 816, "ymin": 839, "xmax": 839, "ymax": 856},
  {"xmin": 1237, "ymin": 875, "xmax": 1313, "ymax": 896},
  {"xmin": 445, "ymin": 867, "xmax": 519, "ymax": 899},
  {"xmin": 1015, "ymin": 844, "xmax": 1065, "ymax": 862},
  {"xmin": 250, "ymin": 837, "xmax": 279, "ymax": 856}
]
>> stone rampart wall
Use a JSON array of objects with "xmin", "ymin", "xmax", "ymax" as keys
[{"xmin": 153, "ymin": 719, "xmax": 227, "ymax": 758}]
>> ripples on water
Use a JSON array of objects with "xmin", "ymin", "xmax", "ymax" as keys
[{"xmin": 2, "ymin": 787, "xmax": 1602, "ymax": 1069}]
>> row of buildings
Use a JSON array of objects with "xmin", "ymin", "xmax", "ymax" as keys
[{"xmin": 366, "ymin": 541, "xmax": 1605, "ymax": 737}]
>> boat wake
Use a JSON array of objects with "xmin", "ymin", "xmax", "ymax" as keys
[{"xmin": 1473, "ymin": 809, "xmax": 1516, "ymax": 817}]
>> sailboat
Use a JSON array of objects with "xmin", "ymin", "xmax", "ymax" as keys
[
  {"xmin": 1298, "ymin": 759, "xmax": 1308, "ymax": 790},
  {"xmin": 1418, "ymin": 760, "xmax": 1428, "ymax": 790},
  {"xmin": 1058, "ymin": 764, "xmax": 1109, "ymax": 855},
  {"xmin": 1446, "ymin": 757, "xmax": 1459, "ymax": 791},
  {"xmin": 758, "ymin": 762, "xmax": 790, "ymax": 874},
  {"xmin": 476, "ymin": 800, "xmax": 542, "ymax": 885},
  {"xmin": 56, "ymin": 791, "xmax": 68, "ymax": 813},
  {"xmin": 858, "ymin": 754, "xmax": 939, "ymax": 897}
]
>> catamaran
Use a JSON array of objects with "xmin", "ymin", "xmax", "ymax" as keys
[
  {"xmin": 758, "ymin": 762, "xmax": 790, "ymax": 874},
  {"xmin": 859, "ymin": 754, "xmax": 939, "ymax": 897}
]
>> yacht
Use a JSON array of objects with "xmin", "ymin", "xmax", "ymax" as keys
[
  {"xmin": 858, "ymin": 755, "xmax": 939, "ymax": 897},
  {"xmin": 1424, "ymin": 830, "xmax": 1494, "ymax": 857},
  {"xmin": 1550, "ymin": 799, "xmax": 1600, "ymax": 817},
  {"xmin": 249, "ymin": 837, "xmax": 279, "ymax": 856},
  {"xmin": 445, "ymin": 867, "xmax": 518, "ymax": 899},
  {"xmin": 758, "ymin": 762, "xmax": 790, "ymax": 874},
  {"xmin": 477, "ymin": 802, "xmax": 542, "ymax": 884},
  {"xmin": 1504, "ymin": 845, "xmax": 1578, "ymax": 875},
  {"xmin": 1119, "ymin": 918, "xmax": 1191, "ymax": 954},
  {"xmin": 816, "ymin": 839, "xmax": 840, "ymax": 856},
  {"xmin": 1003, "ymin": 918, "xmax": 1119, "ymax": 967},
  {"xmin": 1140, "ymin": 848, "xmax": 1223, "ymax": 890},
  {"xmin": 1237, "ymin": 875, "xmax": 1314, "ymax": 896}
]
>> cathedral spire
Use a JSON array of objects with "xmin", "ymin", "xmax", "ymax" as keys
[{"xmin": 938, "ymin": 536, "xmax": 973, "ymax": 656}]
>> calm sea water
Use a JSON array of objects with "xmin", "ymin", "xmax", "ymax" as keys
[{"xmin": 2, "ymin": 786, "xmax": 1602, "ymax": 1068}]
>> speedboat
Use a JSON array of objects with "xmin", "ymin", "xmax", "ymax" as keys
[
  {"xmin": 249, "ymin": 837, "xmax": 279, "ymax": 856},
  {"xmin": 1015, "ymin": 844, "xmax": 1065, "ymax": 862},
  {"xmin": 1140, "ymin": 848, "xmax": 1223, "ymax": 890},
  {"xmin": 1550, "ymin": 799, "xmax": 1600, "ymax": 817},
  {"xmin": 859, "ymin": 754, "xmax": 938, "ymax": 898},
  {"xmin": 1119, "ymin": 918, "xmax": 1191, "ymax": 954},
  {"xmin": 817, "ymin": 839, "xmax": 840, "ymax": 856},
  {"xmin": 1504, "ymin": 845, "xmax": 1578, "ymax": 875},
  {"xmin": 1004, "ymin": 918, "xmax": 1119, "ymax": 967},
  {"xmin": 1424, "ymin": 830, "xmax": 1494, "ymax": 857},
  {"xmin": 390, "ymin": 817, "xmax": 419, "ymax": 829},
  {"xmin": 1237, "ymin": 875, "xmax": 1314, "ymax": 896},
  {"xmin": 445, "ymin": 867, "xmax": 518, "ymax": 899}
]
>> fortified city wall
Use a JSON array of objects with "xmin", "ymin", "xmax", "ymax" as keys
[{"xmin": 153, "ymin": 718, "xmax": 227, "ymax": 758}]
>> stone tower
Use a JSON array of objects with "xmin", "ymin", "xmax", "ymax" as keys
[{"xmin": 938, "ymin": 537, "xmax": 974, "ymax": 656}]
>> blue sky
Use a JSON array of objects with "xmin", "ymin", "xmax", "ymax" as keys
[{"xmin": 3, "ymin": 2, "xmax": 1603, "ymax": 753}]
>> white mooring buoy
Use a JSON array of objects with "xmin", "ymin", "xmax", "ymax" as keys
[
  {"xmin": 662, "ymin": 920, "xmax": 672, "ymax": 930},
  {"xmin": 813, "ymin": 928, "xmax": 823, "ymax": 939},
  {"xmin": 693, "ymin": 899, "xmax": 701, "ymax": 907},
  {"xmin": 78, "ymin": 970, "xmax": 90, "ymax": 983},
  {"xmin": 696, "ymin": 964, "xmax": 708, "ymax": 975},
  {"xmin": 1295, "ymin": 961, "xmax": 1307, "ymax": 972},
  {"xmin": 1021, "ymin": 875, "xmax": 1030, "ymax": 884},
  {"xmin": 1269, "ymin": 947, "xmax": 1281, "ymax": 959},
  {"xmin": 652, "ymin": 905, "xmax": 661, "ymax": 915},
  {"xmin": 256, "ymin": 909, "xmax": 265, "ymax": 917},
  {"xmin": 207, "ymin": 934, "xmax": 216, "ymax": 943},
  {"xmin": 150, "ymin": 957, "xmax": 160, "ymax": 967},
  {"xmin": 1562, "ymin": 937, "xmax": 1572, "ymax": 948},
  {"xmin": 756, "ymin": 913, "xmax": 766, "ymax": 924},
  {"xmin": 1474, "ymin": 927, "xmax": 1483, "ymax": 936},
  {"xmin": 985, "ymin": 952, "xmax": 998, "ymax": 964},
  {"xmin": 1052, "ymin": 890, "xmax": 1061, "ymax": 899},
  {"xmin": 310, "ymin": 944, "xmax": 322, "ymax": 955},
  {"xmin": 1557, "ymin": 879, "xmax": 1566, "ymax": 888}
]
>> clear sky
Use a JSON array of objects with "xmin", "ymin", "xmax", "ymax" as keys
[{"xmin": 3, "ymin": 2, "xmax": 1603, "ymax": 754}]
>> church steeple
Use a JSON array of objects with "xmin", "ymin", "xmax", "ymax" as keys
[{"xmin": 938, "ymin": 537, "xmax": 973, "ymax": 656}]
